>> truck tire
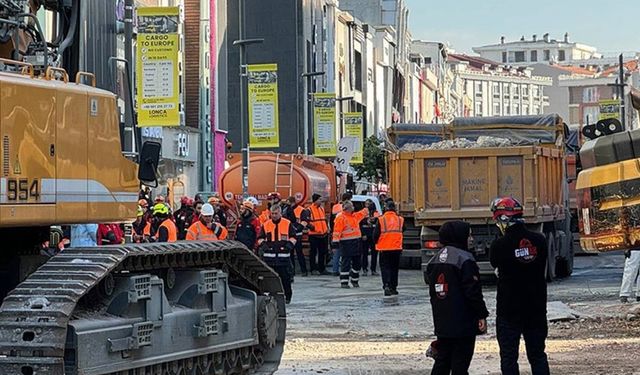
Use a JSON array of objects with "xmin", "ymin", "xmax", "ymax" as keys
[
  {"xmin": 546, "ymin": 232, "xmax": 557, "ymax": 282},
  {"xmin": 555, "ymin": 232, "xmax": 574, "ymax": 278},
  {"xmin": 423, "ymin": 271, "xmax": 430, "ymax": 285}
]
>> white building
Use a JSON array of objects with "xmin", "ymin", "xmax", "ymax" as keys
[
  {"xmin": 473, "ymin": 33, "xmax": 601, "ymax": 67},
  {"xmin": 449, "ymin": 54, "xmax": 552, "ymax": 117}
]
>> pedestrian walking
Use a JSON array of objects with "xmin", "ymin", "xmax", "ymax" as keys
[
  {"xmin": 427, "ymin": 220, "xmax": 488, "ymax": 375},
  {"xmin": 258, "ymin": 204, "xmax": 296, "ymax": 304},
  {"xmin": 330, "ymin": 192, "xmax": 353, "ymax": 275},
  {"xmin": 186, "ymin": 203, "xmax": 228, "ymax": 241},
  {"xmin": 374, "ymin": 200, "xmax": 404, "ymax": 296},
  {"xmin": 150, "ymin": 203, "xmax": 178, "ymax": 243},
  {"xmin": 489, "ymin": 197, "xmax": 550, "ymax": 375},
  {"xmin": 619, "ymin": 250, "xmax": 640, "ymax": 303},
  {"xmin": 331, "ymin": 200, "xmax": 369, "ymax": 288},
  {"xmin": 70, "ymin": 223, "xmax": 98, "ymax": 247},
  {"xmin": 360, "ymin": 199, "xmax": 380, "ymax": 276},
  {"xmin": 234, "ymin": 199, "xmax": 261, "ymax": 251},
  {"xmin": 308, "ymin": 193, "xmax": 330, "ymax": 275}
]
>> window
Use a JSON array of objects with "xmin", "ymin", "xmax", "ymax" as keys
[
  {"xmin": 522, "ymin": 85, "xmax": 529, "ymax": 97},
  {"xmin": 582, "ymin": 87, "xmax": 598, "ymax": 103},
  {"xmin": 523, "ymin": 104, "xmax": 529, "ymax": 114},
  {"xmin": 493, "ymin": 102, "xmax": 501, "ymax": 115},
  {"xmin": 503, "ymin": 83, "xmax": 511, "ymax": 98},
  {"xmin": 530, "ymin": 50, "xmax": 537, "ymax": 62},
  {"xmin": 493, "ymin": 82, "xmax": 500, "ymax": 98},
  {"xmin": 502, "ymin": 52, "xmax": 507, "ymax": 63},
  {"xmin": 475, "ymin": 101, "xmax": 483, "ymax": 116},
  {"xmin": 514, "ymin": 104, "xmax": 520, "ymax": 115},
  {"xmin": 558, "ymin": 50, "xmax": 566, "ymax": 61},
  {"xmin": 474, "ymin": 81, "xmax": 483, "ymax": 97},
  {"xmin": 533, "ymin": 86, "xmax": 540, "ymax": 98},
  {"xmin": 514, "ymin": 85, "xmax": 520, "ymax": 99},
  {"xmin": 533, "ymin": 105, "xmax": 540, "ymax": 115},
  {"xmin": 505, "ymin": 103, "xmax": 511, "ymax": 115},
  {"xmin": 514, "ymin": 51, "xmax": 525, "ymax": 63},
  {"xmin": 544, "ymin": 50, "xmax": 550, "ymax": 61},
  {"xmin": 355, "ymin": 50, "xmax": 363, "ymax": 91}
]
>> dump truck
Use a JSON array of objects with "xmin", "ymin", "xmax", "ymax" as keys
[
  {"xmin": 388, "ymin": 115, "xmax": 574, "ymax": 283},
  {"xmin": 0, "ymin": 2, "xmax": 285, "ymax": 374},
  {"xmin": 575, "ymin": 89, "xmax": 640, "ymax": 252}
]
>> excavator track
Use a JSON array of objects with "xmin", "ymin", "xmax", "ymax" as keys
[{"xmin": 0, "ymin": 241, "xmax": 286, "ymax": 375}]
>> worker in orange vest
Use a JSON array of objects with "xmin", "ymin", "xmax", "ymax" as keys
[
  {"xmin": 332, "ymin": 200, "xmax": 369, "ymax": 288},
  {"xmin": 330, "ymin": 192, "xmax": 354, "ymax": 275},
  {"xmin": 186, "ymin": 203, "xmax": 228, "ymax": 241},
  {"xmin": 360, "ymin": 199, "xmax": 381, "ymax": 276},
  {"xmin": 151, "ymin": 203, "xmax": 177, "ymax": 243},
  {"xmin": 259, "ymin": 192, "xmax": 282, "ymax": 224},
  {"xmin": 306, "ymin": 193, "xmax": 329, "ymax": 275},
  {"xmin": 282, "ymin": 196, "xmax": 309, "ymax": 277},
  {"xmin": 258, "ymin": 204, "xmax": 297, "ymax": 303},
  {"xmin": 374, "ymin": 200, "xmax": 405, "ymax": 296}
]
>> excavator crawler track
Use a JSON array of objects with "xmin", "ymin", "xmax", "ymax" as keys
[{"xmin": 0, "ymin": 241, "xmax": 286, "ymax": 375}]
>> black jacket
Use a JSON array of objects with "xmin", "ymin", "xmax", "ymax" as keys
[
  {"xmin": 174, "ymin": 206, "xmax": 195, "ymax": 240},
  {"xmin": 490, "ymin": 222, "xmax": 547, "ymax": 321},
  {"xmin": 427, "ymin": 246, "xmax": 489, "ymax": 338}
]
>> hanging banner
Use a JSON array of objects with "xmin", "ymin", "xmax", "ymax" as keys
[
  {"xmin": 136, "ymin": 6, "xmax": 180, "ymax": 127},
  {"xmin": 334, "ymin": 136, "xmax": 358, "ymax": 173},
  {"xmin": 314, "ymin": 93, "xmax": 337, "ymax": 157},
  {"xmin": 247, "ymin": 64, "xmax": 280, "ymax": 148},
  {"xmin": 598, "ymin": 99, "xmax": 620, "ymax": 121},
  {"xmin": 343, "ymin": 112, "xmax": 363, "ymax": 164}
]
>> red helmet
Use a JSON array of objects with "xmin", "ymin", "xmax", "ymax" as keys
[
  {"xmin": 267, "ymin": 192, "xmax": 281, "ymax": 201},
  {"xmin": 490, "ymin": 197, "xmax": 523, "ymax": 221},
  {"xmin": 180, "ymin": 196, "xmax": 190, "ymax": 205}
]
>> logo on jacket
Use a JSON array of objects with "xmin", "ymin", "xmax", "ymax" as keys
[
  {"xmin": 514, "ymin": 238, "xmax": 538, "ymax": 263},
  {"xmin": 435, "ymin": 273, "xmax": 448, "ymax": 299},
  {"xmin": 439, "ymin": 248, "xmax": 448, "ymax": 263}
]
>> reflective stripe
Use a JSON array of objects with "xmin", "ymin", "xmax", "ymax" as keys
[{"xmin": 263, "ymin": 253, "xmax": 290, "ymax": 258}]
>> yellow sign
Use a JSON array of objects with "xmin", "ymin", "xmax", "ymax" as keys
[
  {"xmin": 314, "ymin": 93, "xmax": 337, "ymax": 157},
  {"xmin": 344, "ymin": 112, "xmax": 363, "ymax": 164},
  {"xmin": 247, "ymin": 64, "xmax": 280, "ymax": 148},
  {"xmin": 136, "ymin": 7, "xmax": 180, "ymax": 127},
  {"xmin": 599, "ymin": 99, "xmax": 621, "ymax": 121}
]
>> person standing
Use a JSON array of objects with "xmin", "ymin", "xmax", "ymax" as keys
[
  {"xmin": 284, "ymin": 196, "xmax": 309, "ymax": 277},
  {"xmin": 174, "ymin": 196, "xmax": 195, "ymax": 240},
  {"xmin": 70, "ymin": 223, "xmax": 98, "ymax": 247},
  {"xmin": 374, "ymin": 200, "xmax": 404, "ymax": 296},
  {"xmin": 360, "ymin": 199, "xmax": 380, "ymax": 276},
  {"xmin": 132, "ymin": 206, "xmax": 152, "ymax": 243},
  {"xmin": 186, "ymin": 203, "xmax": 228, "ymax": 241},
  {"xmin": 308, "ymin": 193, "xmax": 329, "ymax": 275},
  {"xmin": 620, "ymin": 250, "xmax": 640, "ymax": 303},
  {"xmin": 260, "ymin": 192, "xmax": 282, "ymax": 224},
  {"xmin": 489, "ymin": 197, "xmax": 550, "ymax": 375},
  {"xmin": 258, "ymin": 204, "xmax": 296, "ymax": 304},
  {"xmin": 208, "ymin": 196, "xmax": 228, "ymax": 227},
  {"xmin": 150, "ymin": 203, "xmax": 178, "ymax": 243},
  {"xmin": 427, "ymin": 221, "xmax": 488, "ymax": 375},
  {"xmin": 97, "ymin": 223, "xmax": 124, "ymax": 245},
  {"xmin": 330, "ymin": 192, "xmax": 353, "ymax": 275},
  {"xmin": 234, "ymin": 199, "xmax": 262, "ymax": 251},
  {"xmin": 332, "ymin": 200, "xmax": 369, "ymax": 288}
]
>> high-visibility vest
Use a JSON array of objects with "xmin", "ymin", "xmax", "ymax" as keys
[
  {"xmin": 186, "ymin": 221, "xmax": 228, "ymax": 241},
  {"xmin": 332, "ymin": 208, "xmax": 369, "ymax": 242},
  {"xmin": 259, "ymin": 209, "xmax": 271, "ymax": 225},
  {"xmin": 331, "ymin": 203, "xmax": 343, "ymax": 216},
  {"xmin": 157, "ymin": 219, "xmax": 178, "ymax": 242},
  {"xmin": 262, "ymin": 218, "xmax": 294, "ymax": 256},
  {"xmin": 133, "ymin": 221, "xmax": 151, "ymax": 242},
  {"xmin": 376, "ymin": 212, "xmax": 404, "ymax": 251},
  {"xmin": 294, "ymin": 205, "xmax": 304, "ymax": 220},
  {"xmin": 308, "ymin": 204, "xmax": 328, "ymax": 235}
]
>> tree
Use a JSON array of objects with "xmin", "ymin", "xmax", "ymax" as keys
[{"xmin": 353, "ymin": 136, "xmax": 386, "ymax": 183}]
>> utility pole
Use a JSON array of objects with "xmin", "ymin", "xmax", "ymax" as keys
[
  {"xmin": 301, "ymin": 71, "xmax": 325, "ymax": 154},
  {"xmin": 619, "ymin": 54, "xmax": 627, "ymax": 130},
  {"xmin": 233, "ymin": 0, "xmax": 263, "ymax": 198}
]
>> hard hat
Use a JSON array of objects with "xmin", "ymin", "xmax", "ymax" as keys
[
  {"xmin": 490, "ymin": 197, "xmax": 524, "ymax": 221},
  {"xmin": 136, "ymin": 206, "xmax": 144, "ymax": 217},
  {"xmin": 155, "ymin": 195, "xmax": 165, "ymax": 203},
  {"xmin": 247, "ymin": 196, "xmax": 259, "ymax": 206},
  {"xmin": 267, "ymin": 192, "xmax": 281, "ymax": 200},
  {"xmin": 208, "ymin": 196, "xmax": 221, "ymax": 204},
  {"xmin": 242, "ymin": 199, "xmax": 255, "ymax": 210},
  {"xmin": 152, "ymin": 203, "xmax": 169, "ymax": 216},
  {"xmin": 201, "ymin": 203, "xmax": 215, "ymax": 216},
  {"xmin": 138, "ymin": 199, "xmax": 149, "ymax": 208},
  {"xmin": 180, "ymin": 196, "xmax": 191, "ymax": 205}
]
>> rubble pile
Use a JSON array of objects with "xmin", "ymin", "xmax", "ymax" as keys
[{"xmin": 400, "ymin": 136, "xmax": 513, "ymax": 151}]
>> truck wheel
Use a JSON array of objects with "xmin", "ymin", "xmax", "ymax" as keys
[
  {"xmin": 546, "ymin": 232, "xmax": 557, "ymax": 282},
  {"xmin": 423, "ymin": 271, "xmax": 430, "ymax": 285},
  {"xmin": 555, "ymin": 234, "xmax": 574, "ymax": 278}
]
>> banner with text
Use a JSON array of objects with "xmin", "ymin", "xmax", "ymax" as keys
[
  {"xmin": 313, "ymin": 93, "xmax": 337, "ymax": 157},
  {"xmin": 598, "ymin": 99, "xmax": 621, "ymax": 121},
  {"xmin": 248, "ymin": 64, "xmax": 280, "ymax": 148},
  {"xmin": 136, "ymin": 7, "xmax": 180, "ymax": 127},
  {"xmin": 343, "ymin": 112, "xmax": 363, "ymax": 164}
]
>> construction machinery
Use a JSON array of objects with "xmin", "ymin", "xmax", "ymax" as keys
[
  {"xmin": 575, "ymin": 89, "xmax": 640, "ymax": 252},
  {"xmin": 0, "ymin": 1, "xmax": 285, "ymax": 374}
]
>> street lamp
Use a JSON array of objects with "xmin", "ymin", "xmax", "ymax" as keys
[
  {"xmin": 301, "ymin": 71, "xmax": 325, "ymax": 154},
  {"xmin": 336, "ymin": 96, "xmax": 354, "ymax": 139},
  {"xmin": 233, "ymin": 0, "xmax": 264, "ymax": 198}
]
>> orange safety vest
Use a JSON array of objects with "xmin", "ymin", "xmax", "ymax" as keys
[
  {"xmin": 157, "ymin": 219, "xmax": 178, "ymax": 243},
  {"xmin": 133, "ymin": 222, "xmax": 152, "ymax": 242},
  {"xmin": 259, "ymin": 209, "xmax": 271, "ymax": 225},
  {"xmin": 331, "ymin": 203, "xmax": 343, "ymax": 216},
  {"xmin": 186, "ymin": 221, "xmax": 228, "ymax": 241},
  {"xmin": 294, "ymin": 205, "xmax": 304, "ymax": 220},
  {"xmin": 308, "ymin": 204, "xmax": 328, "ymax": 235},
  {"xmin": 376, "ymin": 212, "xmax": 404, "ymax": 251},
  {"xmin": 262, "ymin": 218, "xmax": 295, "ymax": 257},
  {"xmin": 332, "ymin": 208, "xmax": 369, "ymax": 242}
]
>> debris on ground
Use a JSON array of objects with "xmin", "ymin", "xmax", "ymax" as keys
[
  {"xmin": 401, "ymin": 136, "xmax": 512, "ymax": 151},
  {"xmin": 547, "ymin": 301, "xmax": 582, "ymax": 322}
]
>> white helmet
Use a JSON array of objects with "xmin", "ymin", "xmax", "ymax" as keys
[
  {"xmin": 201, "ymin": 203, "xmax": 215, "ymax": 216},
  {"xmin": 247, "ymin": 196, "xmax": 259, "ymax": 206}
]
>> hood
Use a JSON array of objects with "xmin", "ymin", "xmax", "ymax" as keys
[{"xmin": 438, "ymin": 221, "xmax": 470, "ymax": 251}]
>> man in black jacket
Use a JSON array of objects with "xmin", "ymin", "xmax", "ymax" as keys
[
  {"xmin": 489, "ymin": 197, "xmax": 549, "ymax": 375},
  {"xmin": 427, "ymin": 221, "xmax": 488, "ymax": 375}
]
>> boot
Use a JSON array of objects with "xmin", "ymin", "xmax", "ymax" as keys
[
  {"xmin": 391, "ymin": 288, "xmax": 399, "ymax": 295},
  {"xmin": 362, "ymin": 269, "xmax": 368, "ymax": 276},
  {"xmin": 341, "ymin": 283, "xmax": 350, "ymax": 289},
  {"xmin": 621, "ymin": 296, "xmax": 629, "ymax": 303},
  {"xmin": 351, "ymin": 281, "xmax": 360, "ymax": 288},
  {"xmin": 384, "ymin": 287, "xmax": 392, "ymax": 296}
]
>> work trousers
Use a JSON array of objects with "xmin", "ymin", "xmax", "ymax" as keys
[
  {"xmin": 266, "ymin": 261, "xmax": 293, "ymax": 302},
  {"xmin": 379, "ymin": 250, "xmax": 402, "ymax": 290},
  {"xmin": 290, "ymin": 236, "xmax": 307, "ymax": 274},
  {"xmin": 496, "ymin": 316, "xmax": 550, "ymax": 375},
  {"xmin": 361, "ymin": 238, "xmax": 378, "ymax": 273},
  {"xmin": 340, "ymin": 243, "xmax": 362, "ymax": 286},
  {"xmin": 308, "ymin": 235, "xmax": 328, "ymax": 273},
  {"xmin": 430, "ymin": 336, "xmax": 476, "ymax": 375},
  {"xmin": 620, "ymin": 251, "xmax": 640, "ymax": 297}
]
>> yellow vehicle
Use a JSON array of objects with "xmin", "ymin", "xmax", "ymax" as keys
[{"xmin": 0, "ymin": 2, "xmax": 285, "ymax": 374}]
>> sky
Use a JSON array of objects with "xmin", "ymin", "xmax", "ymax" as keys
[{"xmin": 405, "ymin": 0, "xmax": 640, "ymax": 56}]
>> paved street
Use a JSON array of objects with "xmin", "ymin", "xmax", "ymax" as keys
[{"xmin": 276, "ymin": 253, "xmax": 640, "ymax": 374}]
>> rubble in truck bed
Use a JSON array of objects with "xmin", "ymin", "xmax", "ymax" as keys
[{"xmin": 400, "ymin": 136, "xmax": 513, "ymax": 151}]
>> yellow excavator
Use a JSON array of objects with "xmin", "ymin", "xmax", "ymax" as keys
[
  {"xmin": 0, "ymin": 1, "xmax": 285, "ymax": 374},
  {"xmin": 576, "ymin": 87, "xmax": 640, "ymax": 253}
]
